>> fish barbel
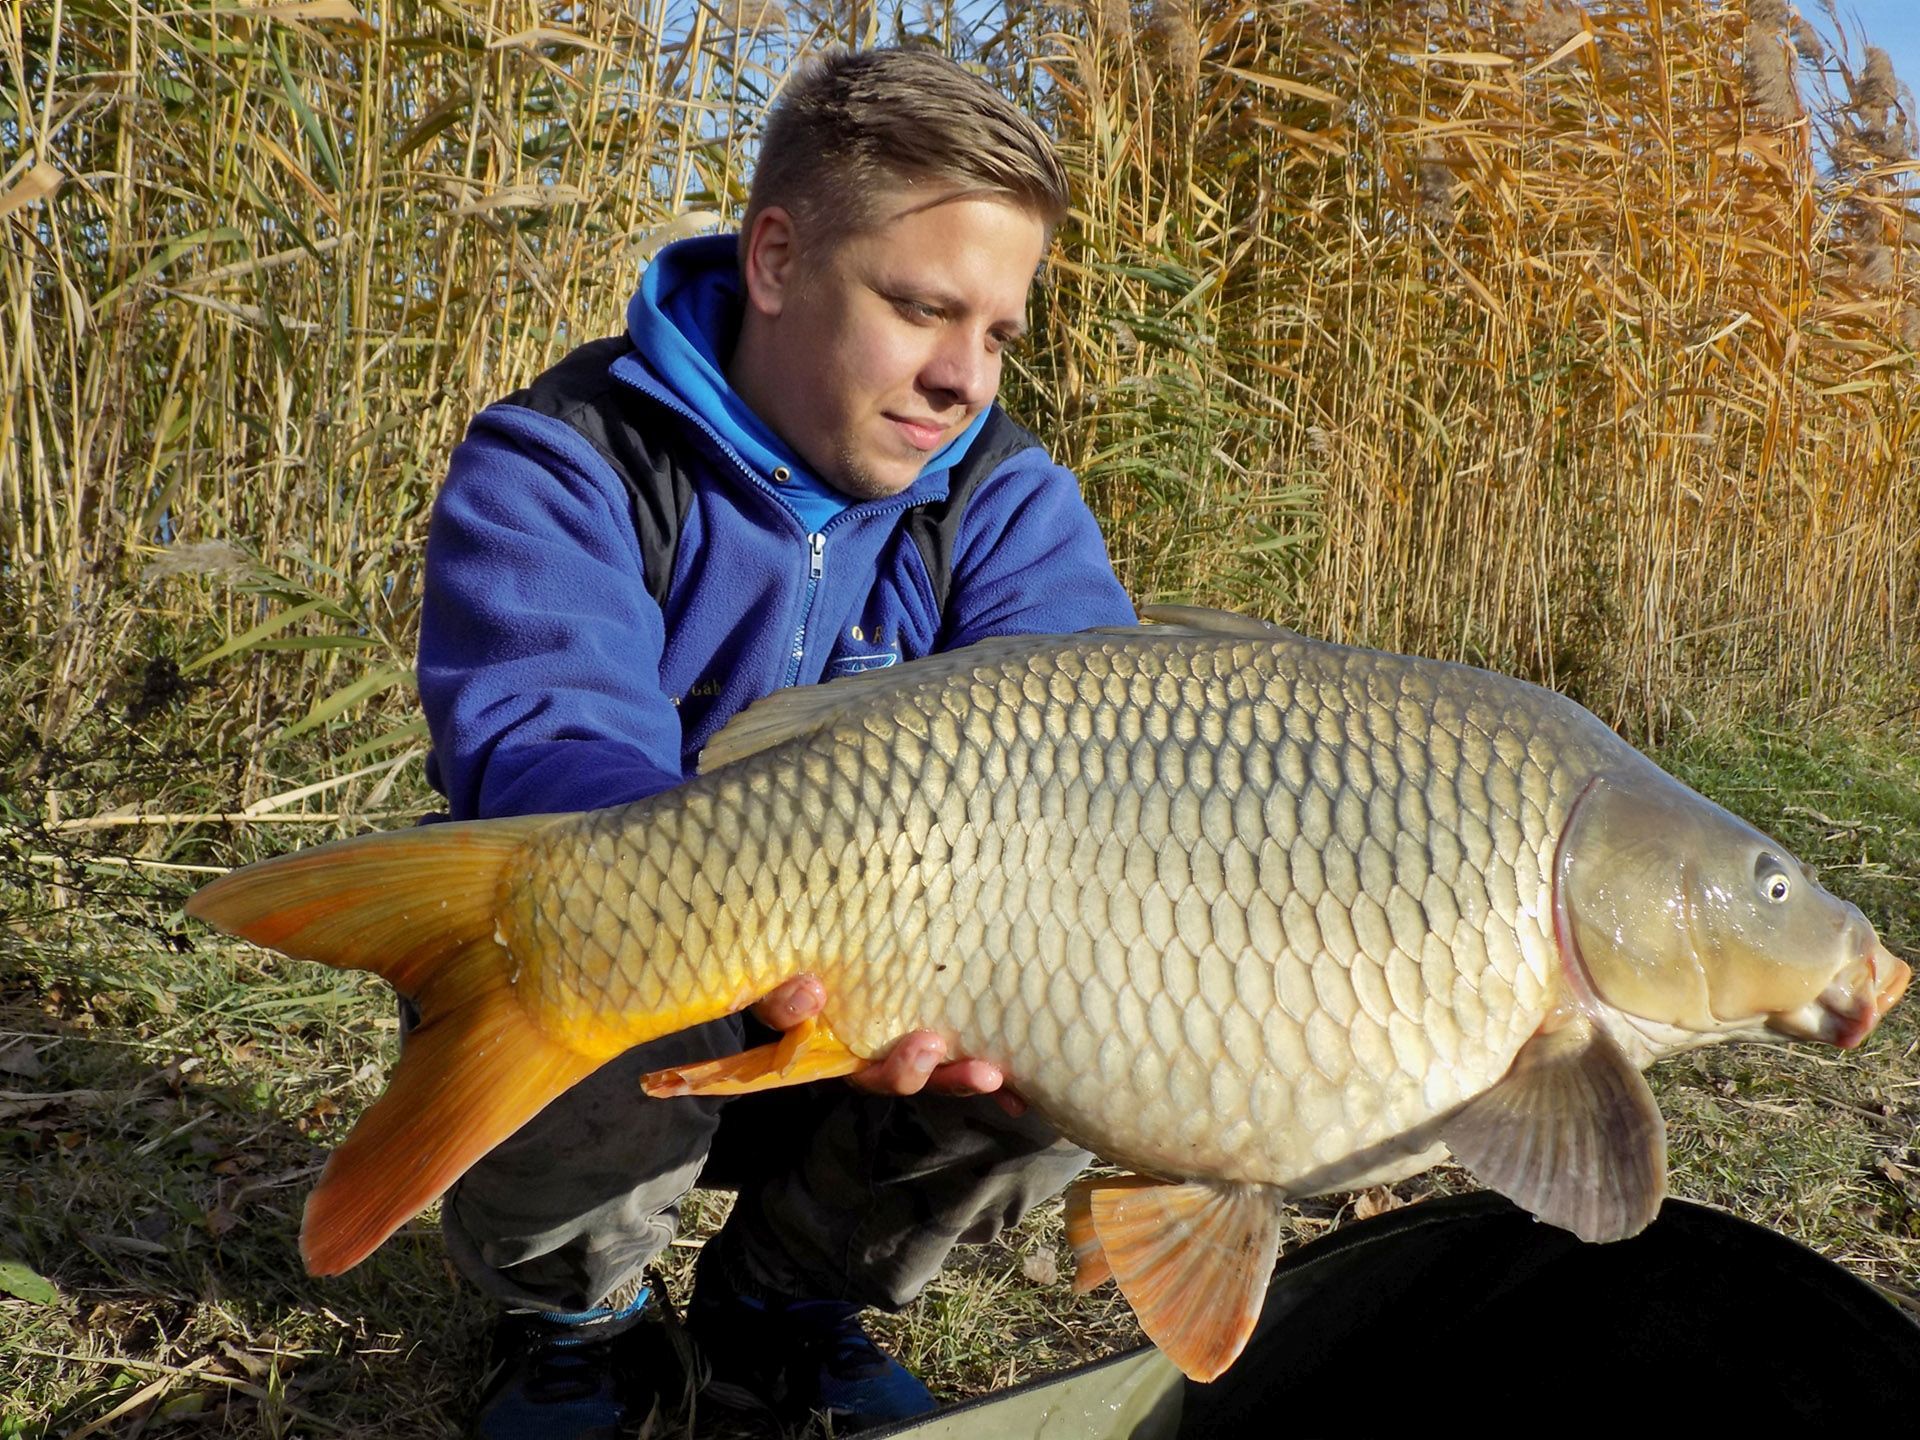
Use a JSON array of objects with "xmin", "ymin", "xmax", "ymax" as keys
[{"xmin": 187, "ymin": 607, "xmax": 1909, "ymax": 1380}]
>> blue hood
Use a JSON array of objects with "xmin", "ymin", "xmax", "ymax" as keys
[{"xmin": 622, "ymin": 234, "xmax": 990, "ymax": 515}]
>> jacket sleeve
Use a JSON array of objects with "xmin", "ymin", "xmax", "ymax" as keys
[
  {"xmin": 937, "ymin": 448, "xmax": 1136, "ymax": 647},
  {"xmin": 417, "ymin": 405, "xmax": 686, "ymax": 821}
]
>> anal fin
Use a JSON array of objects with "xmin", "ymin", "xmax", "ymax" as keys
[
  {"xmin": 1441, "ymin": 1009, "xmax": 1666, "ymax": 1243},
  {"xmin": 640, "ymin": 1016, "xmax": 869, "ymax": 1097},
  {"xmin": 1065, "ymin": 1174, "xmax": 1283, "ymax": 1383}
]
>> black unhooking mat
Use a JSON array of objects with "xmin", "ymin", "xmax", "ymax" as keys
[{"xmin": 1179, "ymin": 1192, "xmax": 1920, "ymax": 1432}]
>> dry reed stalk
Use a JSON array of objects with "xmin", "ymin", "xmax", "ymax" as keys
[
  {"xmin": 1742, "ymin": 0, "xmax": 1798, "ymax": 122},
  {"xmin": 1146, "ymin": 0, "xmax": 1200, "ymax": 98},
  {"xmin": 1043, "ymin": 0, "xmax": 1917, "ymax": 723},
  {"xmin": 3, "ymin": 0, "xmax": 1916, "ymax": 822}
]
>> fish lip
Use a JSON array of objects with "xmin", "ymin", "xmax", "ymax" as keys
[
  {"xmin": 1871, "ymin": 943, "xmax": 1912, "ymax": 1019},
  {"xmin": 1768, "ymin": 942, "xmax": 1911, "ymax": 1049}
]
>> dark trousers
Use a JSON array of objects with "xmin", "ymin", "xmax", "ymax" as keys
[{"xmin": 436, "ymin": 1014, "xmax": 1089, "ymax": 1314}]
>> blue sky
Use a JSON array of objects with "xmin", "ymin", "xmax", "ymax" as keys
[{"xmin": 1829, "ymin": 2, "xmax": 1920, "ymax": 98}]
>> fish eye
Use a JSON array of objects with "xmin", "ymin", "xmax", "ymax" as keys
[{"xmin": 1754, "ymin": 855, "xmax": 1791, "ymax": 904}]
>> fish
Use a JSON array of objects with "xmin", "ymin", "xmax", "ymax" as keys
[{"xmin": 185, "ymin": 606, "xmax": 1910, "ymax": 1382}]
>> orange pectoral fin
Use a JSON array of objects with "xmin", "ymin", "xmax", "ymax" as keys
[
  {"xmin": 1075, "ymin": 1176, "xmax": 1284, "ymax": 1384},
  {"xmin": 640, "ymin": 1017, "xmax": 870, "ymax": 1097}
]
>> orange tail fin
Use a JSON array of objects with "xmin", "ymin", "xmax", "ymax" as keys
[{"xmin": 186, "ymin": 817, "xmax": 603, "ymax": 1275}]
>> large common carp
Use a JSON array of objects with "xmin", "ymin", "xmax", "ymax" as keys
[{"xmin": 187, "ymin": 607, "xmax": 1909, "ymax": 1381}]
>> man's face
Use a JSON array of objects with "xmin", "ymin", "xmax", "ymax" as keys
[{"xmin": 736, "ymin": 191, "xmax": 1049, "ymax": 500}]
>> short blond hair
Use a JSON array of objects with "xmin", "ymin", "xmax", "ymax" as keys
[{"xmin": 742, "ymin": 48, "xmax": 1069, "ymax": 258}]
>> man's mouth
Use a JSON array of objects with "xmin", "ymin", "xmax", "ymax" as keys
[{"xmin": 887, "ymin": 414, "xmax": 949, "ymax": 452}]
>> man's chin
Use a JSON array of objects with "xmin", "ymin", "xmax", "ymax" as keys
[{"xmin": 827, "ymin": 452, "xmax": 922, "ymax": 502}]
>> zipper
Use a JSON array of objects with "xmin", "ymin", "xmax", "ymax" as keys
[
  {"xmin": 786, "ymin": 531, "xmax": 828, "ymax": 685},
  {"xmin": 612, "ymin": 363, "xmax": 928, "ymax": 687}
]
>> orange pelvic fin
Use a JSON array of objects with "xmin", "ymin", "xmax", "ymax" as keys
[
  {"xmin": 1064, "ymin": 1173, "xmax": 1156, "ymax": 1294},
  {"xmin": 185, "ymin": 816, "xmax": 605, "ymax": 1274},
  {"xmin": 640, "ymin": 1016, "xmax": 869, "ymax": 1097},
  {"xmin": 1441, "ymin": 1007, "xmax": 1666, "ymax": 1244},
  {"xmin": 1065, "ymin": 1174, "xmax": 1282, "ymax": 1383}
]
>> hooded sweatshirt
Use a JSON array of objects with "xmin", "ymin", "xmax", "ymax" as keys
[{"xmin": 418, "ymin": 234, "xmax": 1134, "ymax": 822}]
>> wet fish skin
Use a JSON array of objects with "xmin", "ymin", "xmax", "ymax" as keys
[
  {"xmin": 513, "ymin": 621, "xmax": 1899, "ymax": 1195},
  {"xmin": 184, "ymin": 609, "xmax": 1909, "ymax": 1380},
  {"xmin": 517, "ymin": 628, "xmax": 1606, "ymax": 1188}
]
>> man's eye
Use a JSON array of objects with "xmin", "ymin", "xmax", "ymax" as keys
[{"xmin": 892, "ymin": 298, "xmax": 940, "ymax": 322}]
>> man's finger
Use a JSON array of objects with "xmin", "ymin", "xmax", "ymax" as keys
[
  {"xmin": 849, "ymin": 1032, "xmax": 946, "ymax": 1095},
  {"xmin": 752, "ymin": 974, "xmax": 824, "ymax": 1029},
  {"xmin": 925, "ymin": 1058, "xmax": 1004, "ymax": 1097},
  {"xmin": 848, "ymin": 1041, "xmax": 1010, "ymax": 1099}
]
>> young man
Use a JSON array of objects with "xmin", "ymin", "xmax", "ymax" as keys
[{"xmin": 416, "ymin": 47, "xmax": 1134, "ymax": 1438}]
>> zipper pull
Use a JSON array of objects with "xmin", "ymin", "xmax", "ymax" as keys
[{"xmin": 808, "ymin": 531, "xmax": 825, "ymax": 582}]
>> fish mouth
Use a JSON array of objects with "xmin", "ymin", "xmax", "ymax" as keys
[{"xmin": 1766, "ymin": 942, "xmax": 1912, "ymax": 1049}]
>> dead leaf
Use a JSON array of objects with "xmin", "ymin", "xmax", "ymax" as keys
[
  {"xmin": 0, "ymin": 1040, "xmax": 47, "ymax": 1080},
  {"xmin": 0, "ymin": 1088, "xmax": 108, "ymax": 1121},
  {"xmin": 1352, "ymin": 1186, "xmax": 1406, "ymax": 1221},
  {"xmin": 219, "ymin": 1341, "xmax": 270, "ymax": 1379},
  {"xmin": 0, "ymin": 162, "xmax": 62, "ymax": 220},
  {"xmin": 1020, "ymin": 1250, "xmax": 1060, "ymax": 1286}
]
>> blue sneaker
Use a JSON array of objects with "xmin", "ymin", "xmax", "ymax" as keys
[
  {"xmin": 468, "ymin": 1291, "xmax": 665, "ymax": 1440},
  {"xmin": 688, "ymin": 1276, "xmax": 937, "ymax": 1431}
]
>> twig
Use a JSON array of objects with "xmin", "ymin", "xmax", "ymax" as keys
[
  {"xmin": 19, "ymin": 1348, "xmax": 351, "ymax": 1436},
  {"xmin": 38, "ymin": 812, "xmax": 413, "ymax": 833},
  {"xmin": 64, "ymin": 1355, "xmax": 211, "ymax": 1440},
  {"xmin": 239, "ymin": 752, "xmax": 421, "ymax": 817},
  {"xmin": 133, "ymin": 1110, "xmax": 213, "ymax": 1156},
  {"xmin": 26, "ymin": 853, "xmax": 229, "ymax": 876}
]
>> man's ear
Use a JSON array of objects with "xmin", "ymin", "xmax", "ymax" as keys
[{"xmin": 741, "ymin": 205, "xmax": 800, "ymax": 318}]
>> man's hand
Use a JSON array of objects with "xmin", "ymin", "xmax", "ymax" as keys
[{"xmin": 753, "ymin": 975, "xmax": 1026, "ymax": 1115}]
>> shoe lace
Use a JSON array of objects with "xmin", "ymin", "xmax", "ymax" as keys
[
  {"xmin": 520, "ymin": 1332, "xmax": 617, "ymax": 1404},
  {"xmin": 493, "ymin": 1290, "xmax": 649, "ymax": 1409}
]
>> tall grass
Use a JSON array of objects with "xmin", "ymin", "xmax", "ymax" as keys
[
  {"xmin": 1042, "ymin": 0, "xmax": 1920, "ymax": 728},
  {"xmin": 2, "ymin": 0, "xmax": 1915, "ymax": 825}
]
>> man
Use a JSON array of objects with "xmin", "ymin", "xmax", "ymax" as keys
[{"xmin": 416, "ymin": 47, "xmax": 1134, "ymax": 1439}]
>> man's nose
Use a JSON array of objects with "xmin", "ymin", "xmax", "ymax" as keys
[{"xmin": 921, "ymin": 329, "xmax": 995, "ymax": 408}]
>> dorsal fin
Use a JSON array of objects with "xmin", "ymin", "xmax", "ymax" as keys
[
  {"xmin": 1137, "ymin": 603, "xmax": 1292, "ymax": 639},
  {"xmin": 698, "ymin": 610, "xmax": 1291, "ymax": 774}
]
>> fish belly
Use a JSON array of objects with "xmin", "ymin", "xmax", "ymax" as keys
[{"xmin": 506, "ymin": 632, "xmax": 1626, "ymax": 1192}]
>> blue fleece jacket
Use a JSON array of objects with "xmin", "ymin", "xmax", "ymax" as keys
[{"xmin": 418, "ymin": 234, "xmax": 1134, "ymax": 822}]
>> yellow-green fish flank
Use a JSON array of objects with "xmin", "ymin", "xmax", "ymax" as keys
[{"xmin": 186, "ymin": 608, "xmax": 1910, "ymax": 1380}]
